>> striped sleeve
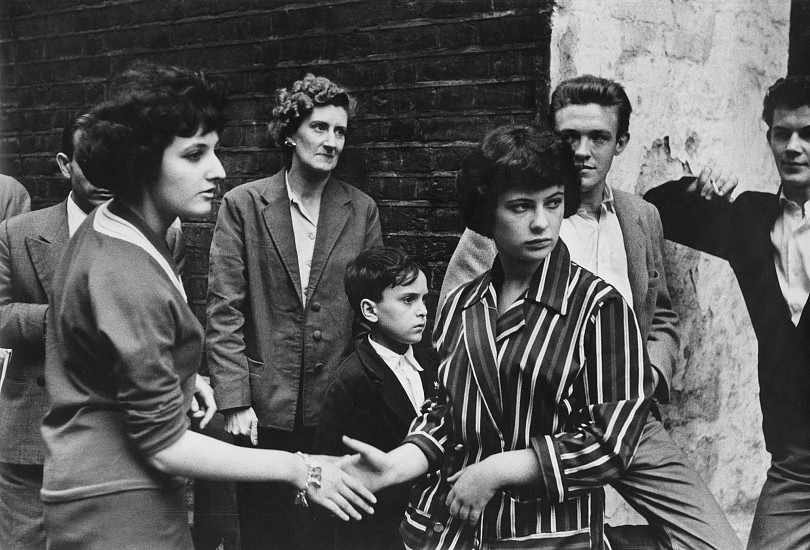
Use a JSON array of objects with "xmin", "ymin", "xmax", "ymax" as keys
[
  {"xmin": 402, "ymin": 396, "xmax": 448, "ymax": 470},
  {"xmin": 531, "ymin": 293, "xmax": 653, "ymax": 502}
]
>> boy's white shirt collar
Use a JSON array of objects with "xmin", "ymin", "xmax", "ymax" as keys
[
  {"xmin": 367, "ymin": 335, "xmax": 422, "ymax": 372},
  {"xmin": 367, "ymin": 335, "xmax": 424, "ymax": 413}
]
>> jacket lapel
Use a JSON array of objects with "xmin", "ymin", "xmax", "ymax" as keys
[
  {"xmin": 26, "ymin": 201, "xmax": 69, "ymax": 297},
  {"xmin": 613, "ymin": 192, "xmax": 646, "ymax": 314},
  {"xmin": 308, "ymin": 179, "xmax": 350, "ymax": 293},
  {"xmin": 260, "ymin": 171, "xmax": 303, "ymax": 305},
  {"xmin": 462, "ymin": 295, "xmax": 504, "ymax": 428},
  {"xmin": 356, "ymin": 339, "xmax": 419, "ymax": 428}
]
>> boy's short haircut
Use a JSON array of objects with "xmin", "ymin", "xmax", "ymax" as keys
[
  {"xmin": 344, "ymin": 246, "xmax": 423, "ymax": 318},
  {"xmin": 456, "ymin": 124, "xmax": 580, "ymax": 237},
  {"xmin": 762, "ymin": 75, "xmax": 810, "ymax": 129},
  {"xmin": 548, "ymin": 74, "xmax": 633, "ymax": 138}
]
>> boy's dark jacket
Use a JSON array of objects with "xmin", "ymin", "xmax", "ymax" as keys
[{"xmin": 314, "ymin": 336, "xmax": 438, "ymax": 550}]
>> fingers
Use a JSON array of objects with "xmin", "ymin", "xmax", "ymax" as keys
[
  {"xmin": 446, "ymin": 470, "xmax": 461, "ymax": 483},
  {"xmin": 713, "ymin": 170, "xmax": 738, "ymax": 199},
  {"xmin": 249, "ymin": 418, "xmax": 258, "ymax": 446},
  {"xmin": 696, "ymin": 166, "xmax": 717, "ymax": 199},
  {"xmin": 446, "ymin": 493, "xmax": 482, "ymax": 526},
  {"xmin": 696, "ymin": 166, "xmax": 737, "ymax": 202},
  {"xmin": 339, "ymin": 470, "xmax": 377, "ymax": 508},
  {"xmin": 199, "ymin": 401, "xmax": 216, "ymax": 430},
  {"xmin": 341, "ymin": 435, "xmax": 373, "ymax": 455}
]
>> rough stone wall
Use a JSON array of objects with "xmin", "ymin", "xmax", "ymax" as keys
[
  {"xmin": 0, "ymin": 0, "xmax": 554, "ymax": 326},
  {"xmin": 549, "ymin": 0, "xmax": 790, "ymax": 543}
]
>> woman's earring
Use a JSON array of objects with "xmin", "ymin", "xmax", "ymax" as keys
[{"xmin": 285, "ymin": 138, "xmax": 297, "ymax": 147}]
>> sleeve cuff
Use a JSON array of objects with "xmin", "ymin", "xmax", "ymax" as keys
[
  {"xmin": 530, "ymin": 435, "xmax": 565, "ymax": 504},
  {"xmin": 403, "ymin": 432, "xmax": 445, "ymax": 471}
]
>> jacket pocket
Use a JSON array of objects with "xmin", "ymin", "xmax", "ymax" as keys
[{"xmin": 247, "ymin": 357, "xmax": 265, "ymax": 377}]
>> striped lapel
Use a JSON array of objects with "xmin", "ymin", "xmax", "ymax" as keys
[{"xmin": 462, "ymin": 279, "xmax": 504, "ymax": 427}]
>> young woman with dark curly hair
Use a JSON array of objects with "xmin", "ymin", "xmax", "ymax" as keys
[
  {"xmin": 206, "ymin": 73, "xmax": 383, "ymax": 549},
  {"xmin": 40, "ymin": 64, "xmax": 375, "ymax": 550}
]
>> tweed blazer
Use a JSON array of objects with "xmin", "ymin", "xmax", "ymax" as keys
[
  {"xmin": 0, "ymin": 174, "xmax": 30, "ymax": 222},
  {"xmin": 0, "ymin": 200, "xmax": 184, "ymax": 464},
  {"xmin": 206, "ymin": 170, "xmax": 383, "ymax": 430},
  {"xmin": 645, "ymin": 178, "xmax": 810, "ymax": 462},
  {"xmin": 439, "ymin": 189, "xmax": 679, "ymax": 402}
]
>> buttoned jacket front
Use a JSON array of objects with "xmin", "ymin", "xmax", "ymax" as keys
[
  {"xmin": 206, "ymin": 170, "xmax": 383, "ymax": 429},
  {"xmin": 402, "ymin": 242, "xmax": 655, "ymax": 550}
]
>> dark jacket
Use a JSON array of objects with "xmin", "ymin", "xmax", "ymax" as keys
[
  {"xmin": 645, "ymin": 177, "xmax": 810, "ymax": 464},
  {"xmin": 206, "ymin": 170, "xmax": 383, "ymax": 430},
  {"xmin": 314, "ymin": 337, "xmax": 438, "ymax": 550}
]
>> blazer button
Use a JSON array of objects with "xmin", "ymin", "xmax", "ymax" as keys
[
  {"xmin": 313, "ymin": 330, "xmax": 322, "ymax": 341},
  {"xmin": 432, "ymin": 522, "xmax": 444, "ymax": 533},
  {"xmin": 310, "ymin": 301, "xmax": 321, "ymax": 312},
  {"xmin": 314, "ymin": 362, "xmax": 324, "ymax": 373},
  {"xmin": 36, "ymin": 376, "xmax": 46, "ymax": 387},
  {"xmin": 454, "ymin": 443, "xmax": 464, "ymax": 452}
]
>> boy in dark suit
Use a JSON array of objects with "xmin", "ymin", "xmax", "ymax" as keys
[{"xmin": 314, "ymin": 246, "xmax": 438, "ymax": 550}]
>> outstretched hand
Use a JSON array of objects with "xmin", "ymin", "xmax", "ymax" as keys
[
  {"xmin": 306, "ymin": 456, "xmax": 377, "ymax": 521},
  {"xmin": 338, "ymin": 436, "xmax": 394, "ymax": 493}
]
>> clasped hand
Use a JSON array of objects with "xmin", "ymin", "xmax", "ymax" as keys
[
  {"xmin": 338, "ymin": 435, "xmax": 500, "ymax": 527},
  {"xmin": 303, "ymin": 455, "xmax": 378, "ymax": 522}
]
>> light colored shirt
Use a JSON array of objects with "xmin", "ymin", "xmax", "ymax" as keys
[
  {"xmin": 367, "ymin": 335, "xmax": 424, "ymax": 413},
  {"xmin": 66, "ymin": 192, "xmax": 88, "ymax": 237},
  {"xmin": 771, "ymin": 190, "xmax": 810, "ymax": 325},
  {"xmin": 286, "ymin": 172, "xmax": 319, "ymax": 303},
  {"xmin": 560, "ymin": 185, "xmax": 634, "ymax": 308}
]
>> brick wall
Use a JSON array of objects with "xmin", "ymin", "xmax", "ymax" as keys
[{"xmin": 0, "ymin": 0, "xmax": 554, "ymax": 326}]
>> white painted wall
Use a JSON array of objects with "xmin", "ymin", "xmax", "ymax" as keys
[{"xmin": 549, "ymin": 0, "xmax": 791, "ymax": 543}]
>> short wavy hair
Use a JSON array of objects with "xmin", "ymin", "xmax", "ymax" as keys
[
  {"xmin": 457, "ymin": 124, "xmax": 580, "ymax": 238},
  {"xmin": 762, "ymin": 75, "xmax": 810, "ymax": 129},
  {"xmin": 344, "ymin": 246, "xmax": 423, "ymax": 319},
  {"xmin": 548, "ymin": 75, "xmax": 632, "ymax": 138},
  {"xmin": 76, "ymin": 61, "xmax": 227, "ymax": 199},
  {"xmin": 268, "ymin": 74, "xmax": 356, "ymax": 167},
  {"xmin": 60, "ymin": 113, "xmax": 95, "ymax": 159}
]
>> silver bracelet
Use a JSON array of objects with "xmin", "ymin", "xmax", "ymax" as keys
[{"xmin": 294, "ymin": 452, "xmax": 322, "ymax": 507}]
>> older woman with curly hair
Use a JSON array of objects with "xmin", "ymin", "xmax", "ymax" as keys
[
  {"xmin": 206, "ymin": 73, "xmax": 383, "ymax": 549},
  {"xmin": 40, "ymin": 63, "xmax": 375, "ymax": 550}
]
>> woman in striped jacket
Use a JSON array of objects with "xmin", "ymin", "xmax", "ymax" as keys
[{"xmin": 342, "ymin": 124, "xmax": 658, "ymax": 550}]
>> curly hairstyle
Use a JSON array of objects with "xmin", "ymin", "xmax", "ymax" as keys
[
  {"xmin": 344, "ymin": 246, "xmax": 423, "ymax": 319},
  {"xmin": 75, "ymin": 61, "xmax": 227, "ymax": 199},
  {"xmin": 762, "ymin": 75, "xmax": 810, "ymax": 129},
  {"xmin": 268, "ymin": 74, "xmax": 356, "ymax": 167},
  {"xmin": 548, "ymin": 75, "xmax": 633, "ymax": 138},
  {"xmin": 457, "ymin": 125, "xmax": 580, "ymax": 238}
]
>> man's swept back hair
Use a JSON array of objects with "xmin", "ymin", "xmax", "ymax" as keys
[
  {"xmin": 762, "ymin": 76, "xmax": 810, "ymax": 129},
  {"xmin": 548, "ymin": 75, "xmax": 633, "ymax": 137}
]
